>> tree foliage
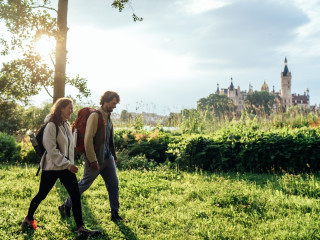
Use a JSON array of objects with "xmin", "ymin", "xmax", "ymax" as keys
[
  {"xmin": 0, "ymin": 0, "xmax": 139, "ymax": 103},
  {"xmin": 0, "ymin": 100, "xmax": 24, "ymax": 135},
  {"xmin": 197, "ymin": 94, "xmax": 236, "ymax": 118},
  {"xmin": 245, "ymin": 91, "xmax": 275, "ymax": 115}
]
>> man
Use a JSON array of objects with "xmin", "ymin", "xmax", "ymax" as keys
[{"xmin": 59, "ymin": 91, "xmax": 122, "ymax": 221}]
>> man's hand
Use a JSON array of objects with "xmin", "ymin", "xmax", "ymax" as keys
[
  {"xmin": 69, "ymin": 165, "xmax": 78, "ymax": 173},
  {"xmin": 114, "ymin": 158, "xmax": 118, "ymax": 164},
  {"xmin": 90, "ymin": 161, "xmax": 100, "ymax": 170}
]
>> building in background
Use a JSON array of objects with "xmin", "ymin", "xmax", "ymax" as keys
[{"xmin": 216, "ymin": 58, "xmax": 310, "ymax": 111}]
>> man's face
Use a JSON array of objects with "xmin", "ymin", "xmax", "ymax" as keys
[{"xmin": 102, "ymin": 98, "xmax": 118, "ymax": 113}]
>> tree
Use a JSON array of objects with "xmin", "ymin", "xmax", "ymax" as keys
[
  {"xmin": 54, "ymin": 0, "xmax": 68, "ymax": 102},
  {"xmin": 245, "ymin": 91, "xmax": 275, "ymax": 115},
  {"xmin": 197, "ymin": 94, "xmax": 236, "ymax": 119},
  {"xmin": 0, "ymin": 0, "xmax": 141, "ymax": 103},
  {"xmin": 0, "ymin": 99, "xmax": 25, "ymax": 135},
  {"xmin": 120, "ymin": 109, "xmax": 132, "ymax": 122}
]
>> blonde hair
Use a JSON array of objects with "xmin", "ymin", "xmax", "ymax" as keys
[{"xmin": 49, "ymin": 98, "xmax": 73, "ymax": 125}]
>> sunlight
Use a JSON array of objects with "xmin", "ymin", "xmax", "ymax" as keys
[{"xmin": 34, "ymin": 36, "xmax": 56, "ymax": 57}]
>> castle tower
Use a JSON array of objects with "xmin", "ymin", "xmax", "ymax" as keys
[
  {"xmin": 261, "ymin": 81, "xmax": 269, "ymax": 92},
  {"xmin": 228, "ymin": 77, "xmax": 236, "ymax": 101},
  {"xmin": 281, "ymin": 57, "xmax": 292, "ymax": 109}
]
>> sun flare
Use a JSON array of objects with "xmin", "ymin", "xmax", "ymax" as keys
[{"xmin": 34, "ymin": 36, "xmax": 56, "ymax": 57}]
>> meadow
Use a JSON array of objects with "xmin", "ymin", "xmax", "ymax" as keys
[
  {"xmin": 1, "ymin": 164, "xmax": 320, "ymax": 240},
  {"xmin": 1, "ymin": 106, "xmax": 320, "ymax": 239}
]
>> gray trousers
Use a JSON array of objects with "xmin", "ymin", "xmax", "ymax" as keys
[{"xmin": 65, "ymin": 155, "xmax": 119, "ymax": 214}]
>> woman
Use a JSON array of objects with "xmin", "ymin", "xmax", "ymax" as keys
[{"xmin": 22, "ymin": 98, "xmax": 97, "ymax": 236}]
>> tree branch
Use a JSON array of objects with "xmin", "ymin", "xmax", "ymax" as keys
[
  {"xmin": 43, "ymin": 85, "xmax": 53, "ymax": 99},
  {"xmin": 50, "ymin": 54, "xmax": 55, "ymax": 68},
  {"xmin": 31, "ymin": 5, "xmax": 58, "ymax": 13}
]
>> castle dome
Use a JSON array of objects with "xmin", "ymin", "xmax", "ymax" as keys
[{"xmin": 261, "ymin": 81, "xmax": 269, "ymax": 92}]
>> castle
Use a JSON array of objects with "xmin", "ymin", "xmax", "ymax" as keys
[{"xmin": 215, "ymin": 58, "xmax": 310, "ymax": 112}]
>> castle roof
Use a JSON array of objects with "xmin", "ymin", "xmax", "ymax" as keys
[
  {"xmin": 229, "ymin": 78, "xmax": 234, "ymax": 90},
  {"xmin": 283, "ymin": 57, "xmax": 289, "ymax": 76},
  {"xmin": 292, "ymin": 94, "xmax": 309, "ymax": 104}
]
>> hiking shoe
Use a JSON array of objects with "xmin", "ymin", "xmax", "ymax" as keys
[
  {"xmin": 21, "ymin": 217, "xmax": 38, "ymax": 230},
  {"xmin": 111, "ymin": 212, "xmax": 123, "ymax": 222},
  {"xmin": 76, "ymin": 225, "xmax": 100, "ymax": 237},
  {"xmin": 58, "ymin": 203, "xmax": 71, "ymax": 218}
]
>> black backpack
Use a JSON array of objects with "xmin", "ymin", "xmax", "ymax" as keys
[{"xmin": 29, "ymin": 122, "xmax": 59, "ymax": 176}]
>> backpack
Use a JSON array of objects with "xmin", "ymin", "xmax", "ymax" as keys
[
  {"xmin": 72, "ymin": 107, "xmax": 105, "ymax": 154},
  {"xmin": 29, "ymin": 122, "xmax": 59, "ymax": 176}
]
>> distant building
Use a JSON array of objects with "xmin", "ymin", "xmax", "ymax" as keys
[
  {"xmin": 216, "ymin": 58, "xmax": 310, "ymax": 111},
  {"xmin": 216, "ymin": 79, "xmax": 250, "ymax": 112}
]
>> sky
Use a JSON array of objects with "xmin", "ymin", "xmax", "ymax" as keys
[{"xmin": 7, "ymin": 0, "xmax": 320, "ymax": 115}]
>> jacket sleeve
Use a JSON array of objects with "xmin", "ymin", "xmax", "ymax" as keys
[
  {"xmin": 84, "ymin": 112, "xmax": 99, "ymax": 163},
  {"xmin": 43, "ymin": 122, "xmax": 72, "ymax": 170}
]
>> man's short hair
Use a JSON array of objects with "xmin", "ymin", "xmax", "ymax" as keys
[{"xmin": 100, "ymin": 91, "xmax": 120, "ymax": 106}]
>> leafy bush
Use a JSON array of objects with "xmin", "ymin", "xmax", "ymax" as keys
[
  {"xmin": 115, "ymin": 129, "xmax": 176, "ymax": 164},
  {"xmin": 0, "ymin": 132, "xmax": 21, "ymax": 163},
  {"xmin": 0, "ymin": 100, "xmax": 24, "ymax": 135},
  {"xmin": 19, "ymin": 140, "xmax": 40, "ymax": 164},
  {"xmin": 168, "ymin": 126, "xmax": 320, "ymax": 173},
  {"xmin": 116, "ymin": 150, "xmax": 157, "ymax": 170}
]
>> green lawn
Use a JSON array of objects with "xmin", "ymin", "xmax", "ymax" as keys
[{"xmin": 1, "ymin": 164, "xmax": 320, "ymax": 239}]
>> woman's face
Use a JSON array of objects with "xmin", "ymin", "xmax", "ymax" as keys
[{"xmin": 61, "ymin": 102, "xmax": 74, "ymax": 121}]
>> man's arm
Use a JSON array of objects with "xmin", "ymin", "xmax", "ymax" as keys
[{"xmin": 84, "ymin": 113, "xmax": 99, "ymax": 164}]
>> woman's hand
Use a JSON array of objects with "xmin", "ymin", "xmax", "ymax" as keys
[{"xmin": 69, "ymin": 165, "xmax": 78, "ymax": 173}]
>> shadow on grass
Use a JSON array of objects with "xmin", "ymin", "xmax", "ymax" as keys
[
  {"xmin": 211, "ymin": 171, "xmax": 280, "ymax": 188},
  {"xmin": 21, "ymin": 227, "xmax": 35, "ymax": 240},
  {"xmin": 55, "ymin": 181, "xmax": 111, "ymax": 240},
  {"xmin": 114, "ymin": 220, "xmax": 138, "ymax": 240}
]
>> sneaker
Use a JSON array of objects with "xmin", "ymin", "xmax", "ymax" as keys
[
  {"xmin": 111, "ymin": 212, "xmax": 123, "ymax": 222},
  {"xmin": 58, "ymin": 203, "xmax": 71, "ymax": 218},
  {"xmin": 21, "ymin": 217, "xmax": 38, "ymax": 230},
  {"xmin": 76, "ymin": 225, "xmax": 100, "ymax": 237}
]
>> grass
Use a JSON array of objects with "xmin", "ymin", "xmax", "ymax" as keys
[{"xmin": 1, "ymin": 164, "xmax": 320, "ymax": 239}]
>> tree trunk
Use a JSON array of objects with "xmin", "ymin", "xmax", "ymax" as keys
[{"xmin": 53, "ymin": 0, "xmax": 68, "ymax": 103}]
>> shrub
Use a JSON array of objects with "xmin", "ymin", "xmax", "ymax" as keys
[
  {"xmin": 116, "ymin": 150, "xmax": 157, "ymax": 170},
  {"xmin": 20, "ymin": 140, "xmax": 40, "ymax": 164},
  {"xmin": 115, "ymin": 129, "xmax": 175, "ymax": 164},
  {"xmin": 168, "ymin": 126, "xmax": 320, "ymax": 173},
  {"xmin": 0, "ymin": 132, "xmax": 21, "ymax": 163}
]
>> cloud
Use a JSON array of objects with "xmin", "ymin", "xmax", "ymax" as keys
[
  {"xmin": 175, "ymin": 0, "xmax": 231, "ymax": 14},
  {"xmin": 66, "ymin": 26, "xmax": 197, "ymax": 93},
  {"xmin": 33, "ymin": 0, "xmax": 320, "ymax": 110},
  {"xmin": 277, "ymin": 0, "xmax": 320, "ymax": 56}
]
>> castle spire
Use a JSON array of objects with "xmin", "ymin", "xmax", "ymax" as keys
[
  {"xmin": 229, "ymin": 77, "xmax": 234, "ymax": 90},
  {"xmin": 283, "ymin": 57, "xmax": 289, "ymax": 76}
]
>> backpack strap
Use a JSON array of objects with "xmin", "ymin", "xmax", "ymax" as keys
[{"xmin": 36, "ymin": 123, "xmax": 59, "ymax": 176}]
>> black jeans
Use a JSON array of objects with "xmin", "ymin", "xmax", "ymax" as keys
[{"xmin": 27, "ymin": 169, "xmax": 84, "ymax": 228}]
